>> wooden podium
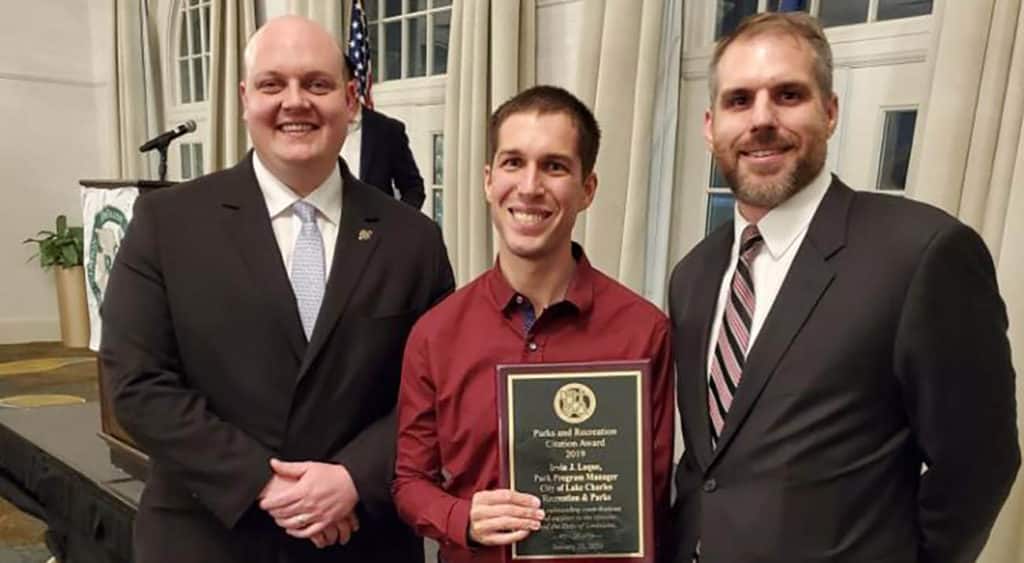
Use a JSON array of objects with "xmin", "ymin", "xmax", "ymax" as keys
[{"xmin": 81, "ymin": 178, "xmax": 176, "ymax": 481}]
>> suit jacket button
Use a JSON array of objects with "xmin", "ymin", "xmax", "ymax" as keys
[{"xmin": 703, "ymin": 479, "xmax": 717, "ymax": 493}]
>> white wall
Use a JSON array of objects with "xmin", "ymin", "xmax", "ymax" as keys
[{"xmin": 0, "ymin": 1, "xmax": 114, "ymax": 343}]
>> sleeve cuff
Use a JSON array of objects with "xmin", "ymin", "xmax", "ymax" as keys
[{"xmin": 446, "ymin": 497, "xmax": 473, "ymax": 549}]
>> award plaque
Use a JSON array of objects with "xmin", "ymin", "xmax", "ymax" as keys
[{"xmin": 496, "ymin": 361, "xmax": 653, "ymax": 562}]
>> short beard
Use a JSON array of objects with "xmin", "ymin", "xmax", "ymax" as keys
[{"xmin": 717, "ymin": 131, "xmax": 827, "ymax": 210}]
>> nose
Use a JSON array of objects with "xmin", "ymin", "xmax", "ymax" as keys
[
  {"xmin": 750, "ymin": 91, "xmax": 778, "ymax": 131},
  {"xmin": 281, "ymin": 82, "xmax": 310, "ymax": 110},
  {"xmin": 517, "ymin": 163, "xmax": 543, "ymax": 196}
]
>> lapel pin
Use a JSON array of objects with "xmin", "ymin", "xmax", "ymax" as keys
[{"xmin": 358, "ymin": 229, "xmax": 373, "ymax": 241}]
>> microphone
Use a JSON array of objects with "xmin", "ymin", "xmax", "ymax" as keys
[{"xmin": 139, "ymin": 120, "xmax": 197, "ymax": 152}]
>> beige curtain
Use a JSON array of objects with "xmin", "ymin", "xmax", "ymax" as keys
[
  {"xmin": 574, "ymin": 0, "xmax": 668, "ymax": 293},
  {"xmin": 442, "ymin": 0, "xmax": 536, "ymax": 285},
  {"xmin": 207, "ymin": 0, "xmax": 256, "ymax": 171},
  {"xmin": 110, "ymin": 0, "xmax": 162, "ymax": 179},
  {"xmin": 287, "ymin": 0, "xmax": 348, "ymax": 46},
  {"xmin": 909, "ymin": 0, "xmax": 1024, "ymax": 560}
]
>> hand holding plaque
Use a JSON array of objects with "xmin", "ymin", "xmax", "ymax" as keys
[{"xmin": 468, "ymin": 489, "xmax": 545, "ymax": 546}]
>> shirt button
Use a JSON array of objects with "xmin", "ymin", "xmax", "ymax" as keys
[
  {"xmin": 527, "ymin": 341, "xmax": 538, "ymax": 351},
  {"xmin": 515, "ymin": 295, "xmax": 524, "ymax": 304},
  {"xmin": 703, "ymin": 479, "xmax": 717, "ymax": 493}
]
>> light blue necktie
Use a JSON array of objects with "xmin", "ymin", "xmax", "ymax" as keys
[{"xmin": 290, "ymin": 200, "xmax": 325, "ymax": 340}]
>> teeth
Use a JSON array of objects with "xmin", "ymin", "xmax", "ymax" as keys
[
  {"xmin": 280, "ymin": 123, "xmax": 314, "ymax": 132},
  {"xmin": 510, "ymin": 209, "xmax": 546, "ymax": 225},
  {"xmin": 746, "ymin": 149, "xmax": 783, "ymax": 157}
]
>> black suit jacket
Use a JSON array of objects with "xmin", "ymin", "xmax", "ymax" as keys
[
  {"xmin": 667, "ymin": 178, "xmax": 1018, "ymax": 563},
  {"xmin": 101, "ymin": 153, "xmax": 454, "ymax": 562},
  {"xmin": 360, "ymin": 107, "xmax": 426, "ymax": 209}
]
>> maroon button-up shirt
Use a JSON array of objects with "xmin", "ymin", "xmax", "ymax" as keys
[{"xmin": 394, "ymin": 246, "xmax": 674, "ymax": 563}]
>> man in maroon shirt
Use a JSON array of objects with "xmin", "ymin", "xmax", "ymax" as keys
[{"xmin": 393, "ymin": 85, "xmax": 674, "ymax": 563}]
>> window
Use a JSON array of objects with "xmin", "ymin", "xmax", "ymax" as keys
[
  {"xmin": 705, "ymin": 159, "xmax": 734, "ymax": 235},
  {"xmin": 169, "ymin": 0, "xmax": 210, "ymax": 180},
  {"xmin": 715, "ymin": 0, "xmax": 933, "ymax": 37},
  {"xmin": 177, "ymin": 0, "xmax": 211, "ymax": 104},
  {"xmin": 365, "ymin": 0, "xmax": 452, "ymax": 82},
  {"xmin": 179, "ymin": 143, "xmax": 204, "ymax": 181},
  {"xmin": 876, "ymin": 109, "xmax": 917, "ymax": 192},
  {"xmin": 431, "ymin": 132, "xmax": 444, "ymax": 224}
]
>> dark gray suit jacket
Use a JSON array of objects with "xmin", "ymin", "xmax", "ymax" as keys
[
  {"xmin": 667, "ymin": 177, "xmax": 1018, "ymax": 563},
  {"xmin": 101, "ymin": 153, "xmax": 453, "ymax": 562}
]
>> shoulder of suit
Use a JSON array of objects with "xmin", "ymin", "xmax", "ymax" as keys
[
  {"xmin": 351, "ymin": 176, "xmax": 439, "ymax": 234},
  {"xmin": 845, "ymin": 188, "xmax": 965, "ymax": 248},
  {"xmin": 139, "ymin": 164, "xmax": 240, "ymax": 210}
]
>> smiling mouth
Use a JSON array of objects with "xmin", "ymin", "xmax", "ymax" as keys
[
  {"xmin": 278, "ymin": 123, "xmax": 318, "ymax": 134},
  {"xmin": 740, "ymin": 147, "xmax": 791, "ymax": 158},
  {"xmin": 509, "ymin": 208, "xmax": 553, "ymax": 226}
]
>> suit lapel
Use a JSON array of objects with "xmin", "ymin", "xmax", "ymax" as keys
[
  {"xmin": 219, "ymin": 153, "xmax": 306, "ymax": 363},
  {"xmin": 683, "ymin": 226, "xmax": 733, "ymax": 471},
  {"xmin": 711, "ymin": 178, "xmax": 851, "ymax": 463},
  {"xmin": 298, "ymin": 164, "xmax": 381, "ymax": 380}
]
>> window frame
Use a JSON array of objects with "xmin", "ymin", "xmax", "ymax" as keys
[
  {"xmin": 365, "ymin": 0, "xmax": 453, "ymax": 83},
  {"xmin": 713, "ymin": 0, "xmax": 934, "ymax": 38},
  {"xmin": 164, "ymin": 0, "xmax": 211, "ymax": 181}
]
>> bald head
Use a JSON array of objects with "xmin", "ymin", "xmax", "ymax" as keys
[
  {"xmin": 239, "ymin": 14, "xmax": 357, "ymax": 196},
  {"xmin": 244, "ymin": 15, "xmax": 348, "ymax": 82}
]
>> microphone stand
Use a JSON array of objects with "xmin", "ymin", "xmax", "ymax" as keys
[{"xmin": 156, "ymin": 143, "xmax": 170, "ymax": 182}]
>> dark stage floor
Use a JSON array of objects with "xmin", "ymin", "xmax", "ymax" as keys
[{"xmin": 0, "ymin": 341, "xmax": 98, "ymax": 562}]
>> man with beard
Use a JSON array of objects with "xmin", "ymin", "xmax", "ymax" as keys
[{"xmin": 667, "ymin": 12, "xmax": 1018, "ymax": 563}]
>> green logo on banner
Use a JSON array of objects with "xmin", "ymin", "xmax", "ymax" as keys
[{"xmin": 88, "ymin": 205, "xmax": 129, "ymax": 303}]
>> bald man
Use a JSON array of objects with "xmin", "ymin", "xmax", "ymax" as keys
[{"xmin": 102, "ymin": 16, "xmax": 453, "ymax": 562}]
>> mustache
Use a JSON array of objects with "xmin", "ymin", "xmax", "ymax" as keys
[{"xmin": 737, "ymin": 128, "xmax": 792, "ymax": 151}]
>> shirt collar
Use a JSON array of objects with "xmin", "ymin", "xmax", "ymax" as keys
[
  {"xmin": 733, "ymin": 166, "xmax": 831, "ymax": 260},
  {"xmin": 485, "ymin": 242, "xmax": 595, "ymax": 317},
  {"xmin": 253, "ymin": 151, "xmax": 343, "ymax": 225}
]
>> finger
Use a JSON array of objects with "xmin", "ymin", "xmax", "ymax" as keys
[
  {"xmin": 285, "ymin": 519, "xmax": 328, "ymax": 539},
  {"xmin": 479, "ymin": 529, "xmax": 532, "ymax": 547},
  {"xmin": 310, "ymin": 533, "xmax": 327, "ymax": 549},
  {"xmin": 270, "ymin": 459, "xmax": 309, "ymax": 479},
  {"xmin": 474, "ymin": 515, "xmax": 542, "ymax": 535},
  {"xmin": 319, "ymin": 526, "xmax": 339, "ymax": 547},
  {"xmin": 474, "ymin": 489, "xmax": 542, "ymax": 508},
  {"xmin": 471, "ymin": 503, "xmax": 545, "ymax": 523},
  {"xmin": 347, "ymin": 512, "xmax": 360, "ymax": 533},
  {"xmin": 278, "ymin": 512, "xmax": 317, "ymax": 530},
  {"xmin": 264, "ymin": 497, "xmax": 306, "ymax": 518},
  {"xmin": 260, "ymin": 487, "xmax": 306, "ymax": 511}
]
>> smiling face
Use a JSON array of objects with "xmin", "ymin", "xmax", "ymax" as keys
[
  {"xmin": 484, "ymin": 111, "xmax": 597, "ymax": 265},
  {"xmin": 240, "ymin": 16, "xmax": 356, "ymax": 190},
  {"xmin": 705, "ymin": 32, "xmax": 837, "ymax": 215}
]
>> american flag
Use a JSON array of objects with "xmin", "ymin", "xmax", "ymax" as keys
[{"xmin": 347, "ymin": 0, "xmax": 374, "ymax": 108}]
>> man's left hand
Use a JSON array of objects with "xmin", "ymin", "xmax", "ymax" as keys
[{"xmin": 259, "ymin": 458, "xmax": 360, "ymax": 539}]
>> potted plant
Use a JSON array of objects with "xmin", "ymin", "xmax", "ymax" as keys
[{"xmin": 23, "ymin": 215, "xmax": 90, "ymax": 347}]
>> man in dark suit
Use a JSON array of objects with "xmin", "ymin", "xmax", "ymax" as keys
[
  {"xmin": 341, "ymin": 56, "xmax": 426, "ymax": 209},
  {"xmin": 101, "ymin": 15, "xmax": 452, "ymax": 563},
  {"xmin": 668, "ymin": 12, "xmax": 1018, "ymax": 563}
]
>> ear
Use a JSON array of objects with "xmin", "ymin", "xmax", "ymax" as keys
[
  {"xmin": 345, "ymin": 79, "xmax": 359, "ymax": 114},
  {"xmin": 703, "ymin": 108, "xmax": 714, "ymax": 151},
  {"xmin": 579, "ymin": 172, "xmax": 598, "ymax": 211},
  {"xmin": 239, "ymin": 81, "xmax": 249, "ymax": 120},
  {"xmin": 483, "ymin": 163, "xmax": 494, "ymax": 204},
  {"xmin": 825, "ymin": 92, "xmax": 839, "ymax": 137}
]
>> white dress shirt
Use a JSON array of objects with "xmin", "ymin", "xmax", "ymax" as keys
[
  {"xmin": 252, "ymin": 151, "xmax": 342, "ymax": 278},
  {"xmin": 340, "ymin": 106, "xmax": 363, "ymax": 180},
  {"xmin": 705, "ymin": 168, "xmax": 832, "ymax": 379}
]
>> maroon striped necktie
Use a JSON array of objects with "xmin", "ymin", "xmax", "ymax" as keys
[{"xmin": 708, "ymin": 225, "xmax": 764, "ymax": 447}]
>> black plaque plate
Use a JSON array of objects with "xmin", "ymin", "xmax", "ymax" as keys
[{"xmin": 497, "ymin": 361, "xmax": 653, "ymax": 562}]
